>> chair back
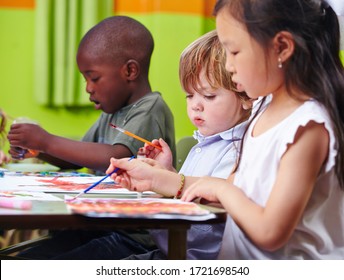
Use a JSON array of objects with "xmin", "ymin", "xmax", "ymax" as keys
[{"xmin": 176, "ymin": 136, "xmax": 197, "ymax": 172}]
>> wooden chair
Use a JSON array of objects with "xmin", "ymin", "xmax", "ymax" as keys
[{"xmin": 0, "ymin": 229, "xmax": 50, "ymax": 259}]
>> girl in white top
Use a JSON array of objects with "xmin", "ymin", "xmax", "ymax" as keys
[
  {"xmin": 187, "ymin": 0, "xmax": 344, "ymax": 259},
  {"xmin": 107, "ymin": 0, "xmax": 344, "ymax": 259}
]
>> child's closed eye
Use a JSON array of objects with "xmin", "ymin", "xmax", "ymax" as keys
[
  {"xmin": 186, "ymin": 93, "xmax": 193, "ymax": 99},
  {"xmin": 204, "ymin": 94, "xmax": 216, "ymax": 100},
  {"xmin": 231, "ymin": 51, "xmax": 239, "ymax": 56},
  {"xmin": 90, "ymin": 77, "xmax": 100, "ymax": 82},
  {"xmin": 83, "ymin": 76, "xmax": 100, "ymax": 83}
]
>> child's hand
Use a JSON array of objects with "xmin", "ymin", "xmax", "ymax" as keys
[
  {"xmin": 139, "ymin": 138, "xmax": 174, "ymax": 171},
  {"xmin": 8, "ymin": 146, "xmax": 37, "ymax": 160},
  {"xmin": 106, "ymin": 157, "xmax": 177, "ymax": 197},
  {"xmin": 181, "ymin": 176, "xmax": 226, "ymax": 203},
  {"xmin": 139, "ymin": 139, "xmax": 161, "ymax": 159},
  {"xmin": 106, "ymin": 157, "xmax": 156, "ymax": 192},
  {"xmin": 7, "ymin": 123, "xmax": 47, "ymax": 156}
]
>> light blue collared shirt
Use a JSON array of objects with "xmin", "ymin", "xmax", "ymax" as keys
[{"xmin": 150, "ymin": 121, "xmax": 248, "ymax": 259}]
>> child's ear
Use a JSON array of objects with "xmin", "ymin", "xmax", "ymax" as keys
[
  {"xmin": 273, "ymin": 31, "xmax": 295, "ymax": 63},
  {"xmin": 124, "ymin": 59, "xmax": 140, "ymax": 81}
]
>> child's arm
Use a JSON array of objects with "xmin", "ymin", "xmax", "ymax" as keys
[
  {"xmin": 8, "ymin": 123, "xmax": 133, "ymax": 172},
  {"xmin": 182, "ymin": 121, "xmax": 329, "ymax": 251},
  {"xmin": 139, "ymin": 138, "xmax": 175, "ymax": 172},
  {"xmin": 107, "ymin": 157, "xmax": 200, "ymax": 196}
]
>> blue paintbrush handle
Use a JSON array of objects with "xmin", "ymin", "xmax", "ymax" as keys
[
  {"xmin": 83, "ymin": 155, "xmax": 135, "ymax": 194},
  {"xmin": 83, "ymin": 168, "xmax": 119, "ymax": 194},
  {"xmin": 67, "ymin": 155, "xmax": 135, "ymax": 201}
]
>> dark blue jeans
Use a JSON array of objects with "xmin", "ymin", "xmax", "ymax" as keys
[{"xmin": 18, "ymin": 230, "xmax": 156, "ymax": 260}]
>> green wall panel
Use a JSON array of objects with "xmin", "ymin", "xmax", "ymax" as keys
[
  {"xmin": 0, "ymin": 8, "xmax": 215, "ymax": 156},
  {"xmin": 0, "ymin": 9, "xmax": 99, "ymax": 144}
]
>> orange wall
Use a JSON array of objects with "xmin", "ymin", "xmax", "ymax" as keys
[
  {"xmin": 0, "ymin": 0, "xmax": 216, "ymax": 16},
  {"xmin": 0, "ymin": 0, "xmax": 34, "ymax": 9},
  {"xmin": 114, "ymin": 0, "xmax": 215, "ymax": 17}
]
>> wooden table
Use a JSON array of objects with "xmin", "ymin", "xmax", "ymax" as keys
[{"xmin": 0, "ymin": 198, "xmax": 226, "ymax": 259}]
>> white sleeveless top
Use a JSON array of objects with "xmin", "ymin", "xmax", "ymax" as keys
[{"xmin": 218, "ymin": 97, "xmax": 344, "ymax": 259}]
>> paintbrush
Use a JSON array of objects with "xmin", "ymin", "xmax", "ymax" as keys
[
  {"xmin": 66, "ymin": 155, "xmax": 135, "ymax": 201},
  {"xmin": 109, "ymin": 123, "xmax": 162, "ymax": 151}
]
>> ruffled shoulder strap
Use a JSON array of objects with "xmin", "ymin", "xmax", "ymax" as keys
[{"xmin": 280, "ymin": 100, "xmax": 337, "ymax": 172}]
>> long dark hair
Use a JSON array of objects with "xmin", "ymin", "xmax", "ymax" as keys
[{"xmin": 214, "ymin": 0, "xmax": 344, "ymax": 190}]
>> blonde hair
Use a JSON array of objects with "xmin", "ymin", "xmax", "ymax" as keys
[
  {"xmin": 0, "ymin": 109, "xmax": 7, "ymax": 148},
  {"xmin": 179, "ymin": 30, "xmax": 248, "ymax": 102}
]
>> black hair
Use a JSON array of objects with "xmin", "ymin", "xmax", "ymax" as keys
[
  {"xmin": 78, "ymin": 15, "xmax": 154, "ymax": 76},
  {"xmin": 214, "ymin": 0, "xmax": 344, "ymax": 190}
]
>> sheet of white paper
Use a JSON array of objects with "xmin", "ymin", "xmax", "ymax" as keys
[{"xmin": 0, "ymin": 174, "xmax": 155, "ymax": 195}]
